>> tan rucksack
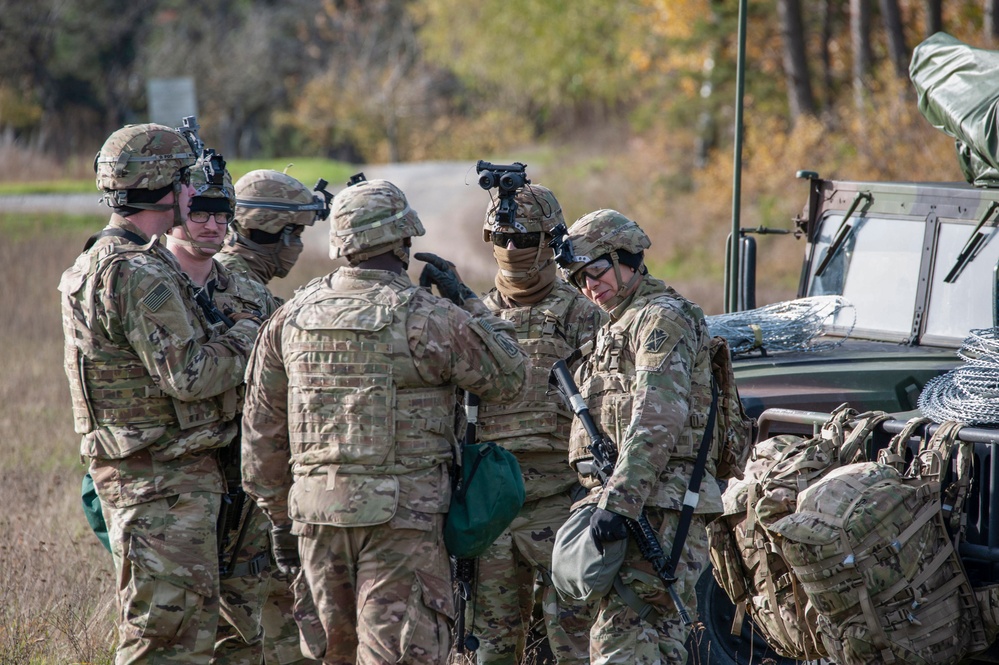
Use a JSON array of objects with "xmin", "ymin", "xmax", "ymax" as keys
[
  {"xmin": 706, "ymin": 405, "xmax": 890, "ymax": 660},
  {"xmin": 771, "ymin": 420, "xmax": 989, "ymax": 665}
]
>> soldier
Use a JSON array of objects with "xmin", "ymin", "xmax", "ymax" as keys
[
  {"xmin": 217, "ymin": 169, "xmax": 320, "ymax": 293},
  {"xmin": 471, "ymin": 184, "xmax": 605, "ymax": 664},
  {"xmin": 554, "ymin": 210, "xmax": 721, "ymax": 665},
  {"xmin": 59, "ymin": 124, "xmax": 262, "ymax": 664},
  {"xmin": 161, "ymin": 152, "xmax": 291, "ymax": 665},
  {"xmin": 240, "ymin": 177, "xmax": 529, "ymax": 665},
  {"xmin": 216, "ymin": 167, "xmax": 329, "ymax": 665}
]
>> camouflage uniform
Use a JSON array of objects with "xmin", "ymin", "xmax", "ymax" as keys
[
  {"xmin": 473, "ymin": 185, "xmax": 605, "ymax": 664},
  {"xmin": 59, "ymin": 124, "xmax": 260, "ymax": 665},
  {"xmin": 214, "ymin": 169, "xmax": 328, "ymax": 665},
  {"xmin": 241, "ymin": 179, "xmax": 529, "ymax": 665},
  {"xmin": 558, "ymin": 210, "xmax": 722, "ymax": 665},
  {"xmin": 210, "ymin": 262, "xmax": 282, "ymax": 665}
]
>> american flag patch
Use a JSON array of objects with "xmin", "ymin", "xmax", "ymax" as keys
[{"xmin": 142, "ymin": 284, "xmax": 171, "ymax": 312}]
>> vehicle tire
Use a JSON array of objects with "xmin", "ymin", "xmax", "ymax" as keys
[{"xmin": 686, "ymin": 564, "xmax": 816, "ymax": 665}]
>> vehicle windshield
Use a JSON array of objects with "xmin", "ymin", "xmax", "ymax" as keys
[
  {"xmin": 808, "ymin": 214, "xmax": 922, "ymax": 340},
  {"xmin": 807, "ymin": 211, "xmax": 998, "ymax": 344}
]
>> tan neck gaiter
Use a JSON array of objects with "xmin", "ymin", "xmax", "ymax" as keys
[{"xmin": 493, "ymin": 245, "xmax": 556, "ymax": 305}]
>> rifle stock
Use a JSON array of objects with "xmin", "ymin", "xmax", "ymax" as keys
[{"xmin": 549, "ymin": 359, "xmax": 691, "ymax": 626}]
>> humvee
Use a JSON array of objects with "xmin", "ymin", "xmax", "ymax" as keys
[{"xmin": 692, "ymin": 171, "xmax": 999, "ymax": 664}]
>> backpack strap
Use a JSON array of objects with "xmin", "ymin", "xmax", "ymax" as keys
[
  {"xmin": 839, "ymin": 410, "xmax": 892, "ymax": 464},
  {"xmin": 915, "ymin": 421, "xmax": 972, "ymax": 537},
  {"xmin": 877, "ymin": 416, "xmax": 931, "ymax": 474},
  {"xmin": 83, "ymin": 226, "xmax": 148, "ymax": 251},
  {"xmin": 668, "ymin": 379, "xmax": 719, "ymax": 572}
]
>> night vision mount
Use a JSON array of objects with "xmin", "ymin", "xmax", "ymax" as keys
[
  {"xmin": 547, "ymin": 222, "xmax": 579, "ymax": 269},
  {"xmin": 476, "ymin": 160, "xmax": 529, "ymax": 228},
  {"xmin": 178, "ymin": 115, "xmax": 226, "ymax": 194}
]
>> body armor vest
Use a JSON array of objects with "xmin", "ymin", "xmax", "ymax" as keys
[
  {"xmin": 61, "ymin": 238, "xmax": 234, "ymax": 459},
  {"xmin": 478, "ymin": 291, "xmax": 574, "ymax": 452},
  {"xmin": 283, "ymin": 277, "xmax": 455, "ymax": 473},
  {"xmin": 569, "ymin": 291, "xmax": 715, "ymax": 494}
]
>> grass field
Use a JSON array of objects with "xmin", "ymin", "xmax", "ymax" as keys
[
  {"xmin": 1, "ymin": 213, "xmax": 117, "ymax": 663},
  {"xmin": 0, "ymin": 211, "xmax": 339, "ymax": 663}
]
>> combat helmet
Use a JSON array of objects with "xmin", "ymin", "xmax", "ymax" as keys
[
  {"xmin": 482, "ymin": 184, "xmax": 565, "ymax": 241},
  {"xmin": 234, "ymin": 170, "xmax": 327, "ymax": 235},
  {"xmin": 329, "ymin": 178, "xmax": 425, "ymax": 264},
  {"xmin": 94, "ymin": 123, "xmax": 197, "ymax": 224},
  {"xmin": 554, "ymin": 209, "xmax": 650, "ymax": 310},
  {"xmin": 190, "ymin": 150, "xmax": 235, "ymax": 211}
]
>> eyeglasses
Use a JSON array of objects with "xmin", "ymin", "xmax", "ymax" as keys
[
  {"xmin": 572, "ymin": 258, "xmax": 614, "ymax": 289},
  {"xmin": 492, "ymin": 231, "xmax": 542, "ymax": 249},
  {"xmin": 189, "ymin": 211, "xmax": 233, "ymax": 226}
]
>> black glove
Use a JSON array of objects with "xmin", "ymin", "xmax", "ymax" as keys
[
  {"xmin": 270, "ymin": 523, "xmax": 301, "ymax": 575},
  {"xmin": 589, "ymin": 507, "xmax": 629, "ymax": 552},
  {"xmin": 414, "ymin": 252, "xmax": 476, "ymax": 305}
]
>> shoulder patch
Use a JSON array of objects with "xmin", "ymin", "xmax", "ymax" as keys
[
  {"xmin": 645, "ymin": 328, "xmax": 670, "ymax": 353},
  {"xmin": 141, "ymin": 283, "xmax": 171, "ymax": 312}
]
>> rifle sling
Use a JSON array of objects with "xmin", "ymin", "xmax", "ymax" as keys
[
  {"xmin": 667, "ymin": 378, "xmax": 719, "ymax": 576},
  {"xmin": 612, "ymin": 379, "xmax": 719, "ymax": 624},
  {"xmin": 84, "ymin": 227, "xmax": 148, "ymax": 251}
]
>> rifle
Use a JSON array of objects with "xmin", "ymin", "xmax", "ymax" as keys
[
  {"xmin": 454, "ymin": 391, "xmax": 481, "ymax": 653},
  {"xmin": 549, "ymin": 359, "xmax": 692, "ymax": 626}
]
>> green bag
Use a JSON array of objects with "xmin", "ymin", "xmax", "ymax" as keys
[
  {"xmin": 444, "ymin": 441, "xmax": 525, "ymax": 559},
  {"xmin": 81, "ymin": 472, "xmax": 111, "ymax": 553}
]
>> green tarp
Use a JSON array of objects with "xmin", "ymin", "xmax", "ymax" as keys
[{"xmin": 910, "ymin": 32, "xmax": 999, "ymax": 187}]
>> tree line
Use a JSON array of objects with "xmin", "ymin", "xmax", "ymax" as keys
[{"xmin": 1, "ymin": 0, "xmax": 996, "ymax": 170}]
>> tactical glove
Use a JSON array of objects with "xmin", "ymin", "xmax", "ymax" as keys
[
  {"xmin": 270, "ymin": 523, "xmax": 301, "ymax": 575},
  {"xmin": 415, "ymin": 252, "xmax": 477, "ymax": 306},
  {"xmin": 589, "ymin": 507, "xmax": 629, "ymax": 552},
  {"xmin": 224, "ymin": 307, "xmax": 265, "ymax": 326}
]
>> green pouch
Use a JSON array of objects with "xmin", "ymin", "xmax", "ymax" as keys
[
  {"xmin": 444, "ymin": 441, "xmax": 525, "ymax": 559},
  {"xmin": 81, "ymin": 472, "xmax": 112, "ymax": 553}
]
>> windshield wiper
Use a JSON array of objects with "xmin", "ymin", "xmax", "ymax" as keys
[
  {"xmin": 944, "ymin": 200, "xmax": 999, "ymax": 284},
  {"xmin": 814, "ymin": 191, "xmax": 872, "ymax": 278}
]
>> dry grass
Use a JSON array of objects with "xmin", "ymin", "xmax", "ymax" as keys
[{"xmin": 0, "ymin": 216, "xmax": 117, "ymax": 664}]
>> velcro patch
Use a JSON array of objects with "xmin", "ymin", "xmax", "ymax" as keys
[
  {"xmin": 645, "ymin": 328, "xmax": 669, "ymax": 353},
  {"xmin": 142, "ymin": 283, "xmax": 171, "ymax": 312},
  {"xmin": 496, "ymin": 333, "xmax": 521, "ymax": 358}
]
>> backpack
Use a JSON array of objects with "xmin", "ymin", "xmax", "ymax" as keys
[
  {"xmin": 706, "ymin": 405, "xmax": 890, "ymax": 660},
  {"xmin": 771, "ymin": 421, "xmax": 989, "ymax": 665},
  {"xmin": 708, "ymin": 335, "xmax": 755, "ymax": 481}
]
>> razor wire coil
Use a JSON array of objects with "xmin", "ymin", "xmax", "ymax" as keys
[
  {"xmin": 706, "ymin": 295, "xmax": 855, "ymax": 356},
  {"xmin": 919, "ymin": 328, "xmax": 999, "ymax": 425}
]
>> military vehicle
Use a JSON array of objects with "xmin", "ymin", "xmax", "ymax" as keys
[
  {"xmin": 689, "ymin": 169, "xmax": 999, "ymax": 664},
  {"xmin": 682, "ymin": 24, "xmax": 999, "ymax": 662}
]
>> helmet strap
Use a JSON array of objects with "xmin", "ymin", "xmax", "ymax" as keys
[{"xmin": 596, "ymin": 250, "xmax": 644, "ymax": 313}]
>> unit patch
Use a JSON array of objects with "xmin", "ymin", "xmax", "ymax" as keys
[{"xmin": 645, "ymin": 328, "xmax": 669, "ymax": 353}]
